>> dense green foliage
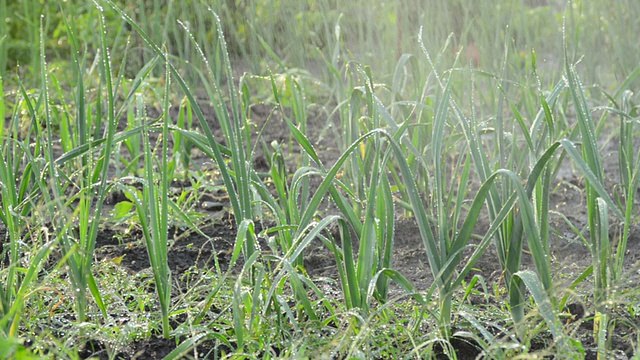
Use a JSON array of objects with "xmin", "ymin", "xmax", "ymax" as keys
[{"xmin": 1, "ymin": 0, "xmax": 640, "ymax": 358}]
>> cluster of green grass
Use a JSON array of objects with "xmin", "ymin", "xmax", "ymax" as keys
[{"xmin": 1, "ymin": 0, "xmax": 640, "ymax": 359}]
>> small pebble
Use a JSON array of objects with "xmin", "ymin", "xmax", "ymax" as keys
[{"xmin": 200, "ymin": 201, "xmax": 224, "ymax": 211}]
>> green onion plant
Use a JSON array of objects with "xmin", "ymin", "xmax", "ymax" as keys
[
  {"xmin": 36, "ymin": 10, "xmax": 118, "ymax": 322},
  {"xmin": 563, "ymin": 32, "xmax": 630, "ymax": 357},
  {"xmin": 612, "ymin": 88, "xmax": 640, "ymax": 283},
  {"xmin": 0, "ymin": 91, "xmax": 54, "ymax": 339},
  {"xmin": 128, "ymin": 69, "xmax": 172, "ymax": 338}
]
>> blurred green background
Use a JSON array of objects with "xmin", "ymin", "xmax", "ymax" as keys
[{"xmin": 2, "ymin": 0, "xmax": 639, "ymax": 88}]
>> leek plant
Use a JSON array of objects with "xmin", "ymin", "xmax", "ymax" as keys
[
  {"xmin": 108, "ymin": 1, "xmax": 259, "ymax": 260},
  {"xmin": 563, "ymin": 40, "xmax": 631, "ymax": 357},
  {"xmin": 613, "ymin": 88, "xmax": 640, "ymax": 285},
  {"xmin": 128, "ymin": 71, "xmax": 172, "ymax": 338},
  {"xmin": 38, "ymin": 4, "xmax": 154, "ymax": 323},
  {"xmin": 257, "ymin": 75, "xmax": 313, "ymax": 269},
  {"xmin": 414, "ymin": 28, "xmax": 579, "ymax": 351},
  {"xmin": 410, "ymin": 64, "xmax": 559, "ymax": 340},
  {"xmin": 409, "ymin": 32, "xmax": 546, "ymax": 347},
  {"xmin": 35, "ymin": 11, "xmax": 119, "ymax": 322},
  {"xmin": 273, "ymin": 126, "xmax": 417, "ymax": 314},
  {"xmin": 0, "ymin": 93, "xmax": 53, "ymax": 338},
  {"xmin": 105, "ymin": 1, "xmax": 302, "ymax": 342},
  {"xmin": 235, "ymin": 66, "xmax": 409, "ymax": 317},
  {"xmin": 438, "ymin": 25, "xmax": 628, "ymax": 355},
  {"xmin": 334, "ymin": 71, "xmax": 398, "ymax": 308},
  {"xmin": 565, "ymin": 49, "xmax": 611, "ymax": 353},
  {"xmin": 269, "ymin": 65, "xmax": 490, "ymax": 336}
]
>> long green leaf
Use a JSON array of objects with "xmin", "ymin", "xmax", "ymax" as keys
[
  {"xmin": 511, "ymin": 270, "xmax": 579, "ymax": 356},
  {"xmin": 560, "ymin": 139, "xmax": 623, "ymax": 219}
]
